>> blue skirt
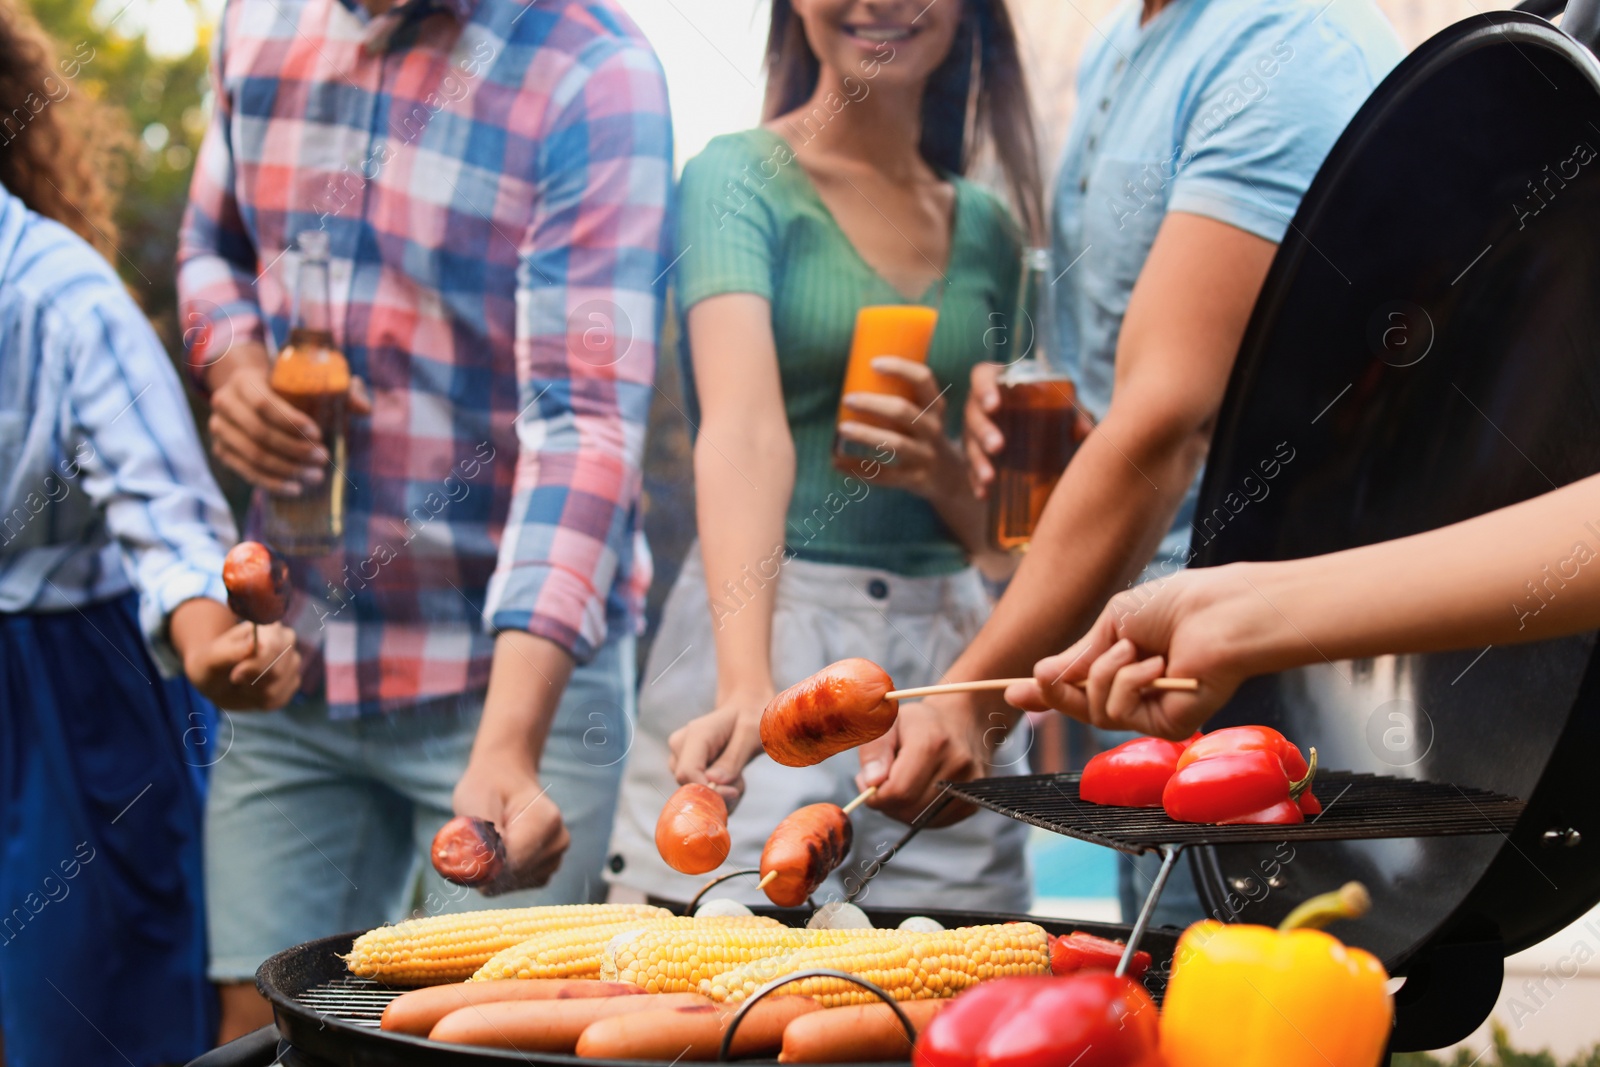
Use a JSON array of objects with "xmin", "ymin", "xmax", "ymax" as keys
[{"xmin": 0, "ymin": 592, "xmax": 218, "ymax": 1067}]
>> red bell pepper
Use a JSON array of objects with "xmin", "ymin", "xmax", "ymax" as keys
[
  {"xmin": 1079, "ymin": 734, "xmax": 1198, "ymax": 807},
  {"xmin": 1050, "ymin": 931, "xmax": 1151, "ymax": 979},
  {"xmin": 914, "ymin": 974, "xmax": 1161, "ymax": 1067},
  {"xmin": 1163, "ymin": 725, "xmax": 1319, "ymax": 825}
]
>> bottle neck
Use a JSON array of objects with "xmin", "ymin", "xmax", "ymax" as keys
[
  {"xmin": 292, "ymin": 260, "xmax": 333, "ymax": 339},
  {"xmin": 1019, "ymin": 256, "xmax": 1057, "ymax": 371}
]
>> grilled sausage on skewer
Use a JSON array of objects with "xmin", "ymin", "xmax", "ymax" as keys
[
  {"xmin": 760, "ymin": 659, "xmax": 898, "ymax": 767},
  {"xmin": 431, "ymin": 815, "xmax": 507, "ymax": 888},
  {"xmin": 656, "ymin": 783, "xmax": 732, "ymax": 875},
  {"xmin": 222, "ymin": 540, "xmax": 291, "ymax": 624},
  {"xmin": 759, "ymin": 803, "xmax": 853, "ymax": 907}
]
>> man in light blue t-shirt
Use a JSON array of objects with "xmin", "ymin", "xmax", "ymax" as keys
[
  {"xmin": 1051, "ymin": 0, "xmax": 1403, "ymax": 577},
  {"xmin": 856, "ymin": 0, "xmax": 1403, "ymax": 924}
]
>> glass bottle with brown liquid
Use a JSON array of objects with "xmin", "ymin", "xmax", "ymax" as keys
[
  {"xmin": 261, "ymin": 231, "xmax": 349, "ymax": 556},
  {"xmin": 988, "ymin": 248, "xmax": 1089, "ymax": 552}
]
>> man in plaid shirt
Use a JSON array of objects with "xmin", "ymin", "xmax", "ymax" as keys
[{"xmin": 176, "ymin": 0, "xmax": 670, "ymax": 1038}]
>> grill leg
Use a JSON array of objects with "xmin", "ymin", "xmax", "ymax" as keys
[
  {"xmin": 1116, "ymin": 845, "xmax": 1182, "ymax": 977},
  {"xmin": 843, "ymin": 791, "xmax": 953, "ymax": 904}
]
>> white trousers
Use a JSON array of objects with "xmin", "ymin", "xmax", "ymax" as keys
[{"xmin": 605, "ymin": 545, "xmax": 1032, "ymax": 912}]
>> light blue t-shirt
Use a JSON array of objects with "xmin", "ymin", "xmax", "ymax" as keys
[{"xmin": 1052, "ymin": 0, "xmax": 1403, "ymax": 575}]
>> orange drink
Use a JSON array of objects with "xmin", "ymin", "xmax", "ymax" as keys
[{"xmin": 833, "ymin": 305, "xmax": 939, "ymax": 469}]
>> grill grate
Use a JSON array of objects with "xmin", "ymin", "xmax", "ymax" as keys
[
  {"xmin": 944, "ymin": 770, "xmax": 1526, "ymax": 853},
  {"xmin": 293, "ymin": 977, "xmax": 400, "ymax": 1030}
]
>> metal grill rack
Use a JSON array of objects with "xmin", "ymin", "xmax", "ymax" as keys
[
  {"xmin": 850, "ymin": 769, "xmax": 1527, "ymax": 974},
  {"xmin": 294, "ymin": 976, "xmax": 395, "ymax": 1030},
  {"xmin": 942, "ymin": 770, "xmax": 1525, "ymax": 851}
]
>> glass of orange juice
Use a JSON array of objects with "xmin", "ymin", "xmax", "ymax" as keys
[{"xmin": 833, "ymin": 305, "xmax": 940, "ymax": 472}]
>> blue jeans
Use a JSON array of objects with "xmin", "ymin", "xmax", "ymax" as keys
[{"xmin": 205, "ymin": 634, "xmax": 635, "ymax": 980}]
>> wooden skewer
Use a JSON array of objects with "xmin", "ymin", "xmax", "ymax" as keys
[
  {"xmin": 885, "ymin": 676, "xmax": 1200, "ymax": 701},
  {"xmin": 756, "ymin": 870, "xmax": 777, "ymax": 891},
  {"xmin": 841, "ymin": 786, "xmax": 876, "ymax": 815}
]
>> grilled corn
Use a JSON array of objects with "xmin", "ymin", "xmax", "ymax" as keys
[
  {"xmin": 709, "ymin": 922, "xmax": 1052, "ymax": 1005},
  {"xmin": 344, "ymin": 903, "xmax": 669, "ymax": 985},
  {"xmin": 470, "ymin": 914, "xmax": 782, "ymax": 981}
]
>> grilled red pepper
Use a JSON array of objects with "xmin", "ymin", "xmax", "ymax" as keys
[
  {"xmin": 1050, "ymin": 931, "xmax": 1151, "ymax": 979},
  {"xmin": 1079, "ymin": 734, "xmax": 1198, "ymax": 807},
  {"xmin": 914, "ymin": 974, "xmax": 1161, "ymax": 1067},
  {"xmin": 1163, "ymin": 725, "xmax": 1319, "ymax": 825}
]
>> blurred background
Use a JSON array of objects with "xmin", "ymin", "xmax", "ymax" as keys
[{"xmin": 35, "ymin": 0, "xmax": 1600, "ymax": 1059}]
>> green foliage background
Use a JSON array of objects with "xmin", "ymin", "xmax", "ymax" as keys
[{"xmin": 29, "ymin": 0, "xmax": 210, "ymax": 353}]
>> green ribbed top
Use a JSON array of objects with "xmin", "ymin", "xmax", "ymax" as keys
[{"xmin": 674, "ymin": 128, "xmax": 1022, "ymax": 576}]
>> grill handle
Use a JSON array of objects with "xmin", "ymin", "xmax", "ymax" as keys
[
  {"xmin": 180, "ymin": 1025, "xmax": 280, "ymax": 1067},
  {"xmin": 1517, "ymin": 0, "xmax": 1600, "ymax": 49},
  {"xmin": 718, "ymin": 969, "xmax": 917, "ymax": 1062}
]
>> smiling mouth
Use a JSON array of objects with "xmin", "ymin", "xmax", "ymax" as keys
[{"xmin": 843, "ymin": 24, "xmax": 919, "ymax": 42}]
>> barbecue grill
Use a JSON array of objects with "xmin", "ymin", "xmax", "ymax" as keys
[{"xmin": 191, "ymin": 0, "xmax": 1600, "ymax": 1062}]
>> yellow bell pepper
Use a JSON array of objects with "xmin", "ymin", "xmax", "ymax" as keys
[{"xmin": 1160, "ymin": 882, "xmax": 1393, "ymax": 1067}]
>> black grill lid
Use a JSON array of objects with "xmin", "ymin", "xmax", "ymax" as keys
[{"xmin": 1186, "ymin": 0, "xmax": 1600, "ymax": 1049}]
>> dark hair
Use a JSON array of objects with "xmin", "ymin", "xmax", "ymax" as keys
[
  {"xmin": 0, "ymin": 0, "xmax": 123, "ymax": 259},
  {"xmin": 763, "ymin": 0, "xmax": 1044, "ymax": 243}
]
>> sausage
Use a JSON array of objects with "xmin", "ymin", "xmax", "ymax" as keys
[
  {"xmin": 222, "ymin": 541, "xmax": 291, "ymax": 625},
  {"xmin": 575, "ymin": 996, "xmax": 822, "ymax": 1060},
  {"xmin": 429, "ymin": 991, "xmax": 712, "ymax": 1050},
  {"xmin": 779, "ymin": 999, "xmax": 947, "ymax": 1062},
  {"xmin": 655, "ymin": 783, "xmax": 731, "ymax": 875},
  {"xmin": 381, "ymin": 979, "xmax": 643, "ymax": 1036},
  {"xmin": 759, "ymin": 803, "xmax": 852, "ymax": 908},
  {"xmin": 431, "ymin": 815, "xmax": 506, "ymax": 888},
  {"xmin": 760, "ymin": 659, "xmax": 898, "ymax": 767}
]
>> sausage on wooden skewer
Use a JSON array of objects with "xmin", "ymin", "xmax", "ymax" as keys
[
  {"xmin": 431, "ymin": 815, "xmax": 507, "ymax": 888},
  {"xmin": 222, "ymin": 540, "xmax": 291, "ymax": 652},
  {"xmin": 656, "ymin": 783, "xmax": 732, "ymax": 875},
  {"xmin": 760, "ymin": 659, "xmax": 898, "ymax": 768},
  {"xmin": 756, "ymin": 789, "xmax": 873, "ymax": 908},
  {"xmin": 759, "ymin": 659, "xmax": 1202, "ymax": 769}
]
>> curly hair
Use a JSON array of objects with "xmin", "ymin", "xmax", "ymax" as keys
[{"xmin": 0, "ymin": 0, "xmax": 122, "ymax": 259}]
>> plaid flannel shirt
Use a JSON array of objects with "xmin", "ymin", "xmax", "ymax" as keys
[{"xmin": 177, "ymin": 0, "xmax": 671, "ymax": 716}]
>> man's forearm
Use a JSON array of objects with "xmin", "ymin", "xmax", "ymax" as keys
[
  {"xmin": 948, "ymin": 409, "xmax": 1209, "ymax": 702},
  {"xmin": 470, "ymin": 631, "xmax": 577, "ymax": 771}
]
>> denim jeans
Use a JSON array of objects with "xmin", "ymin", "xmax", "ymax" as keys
[{"xmin": 205, "ymin": 634, "xmax": 635, "ymax": 980}]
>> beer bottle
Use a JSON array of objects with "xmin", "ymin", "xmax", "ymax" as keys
[
  {"xmin": 988, "ymin": 248, "xmax": 1086, "ymax": 551},
  {"xmin": 260, "ymin": 230, "xmax": 349, "ymax": 556}
]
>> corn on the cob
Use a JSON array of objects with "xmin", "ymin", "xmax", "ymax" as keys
[
  {"xmin": 469, "ymin": 914, "xmax": 783, "ymax": 982},
  {"xmin": 344, "ymin": 903, "xmax": 669, "ymax": 985},
  {"xmin": 602, "ymin": 923, "xmax": 906, "ymax": 994},
  {"xmin": 708, "ymin": 922, "xmax": 1052, "ymax": 1006}
]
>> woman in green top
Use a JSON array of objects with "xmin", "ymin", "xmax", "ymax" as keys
[{"xmin": 606, "ymin": 0, "xmax": 1045, "ymax": 909}]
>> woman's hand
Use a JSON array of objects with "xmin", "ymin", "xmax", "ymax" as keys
[
  {"xmin": 836, "ymin": 357, "xmax": 967, "ymax": 503},
  {"xmin": 963, "ymin": 361, "xmax": 1005, "ymax": 499},
  {"xmin": 667, "ymin": 690, "xmax": 773, "ymax": 810},
  {"xmin": 1004, "ymin": 566, "xmax": 1264, "ymax": 739},
  {"xmin": 176, "ymin": 602, "xmax": 303, "ymax": 710},
  {"xmin": 963, "ymin": 361, "xmax": 1095, "ymax": 499}
]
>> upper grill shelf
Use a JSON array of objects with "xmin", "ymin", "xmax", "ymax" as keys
[{"xmin": 943, "ymin": 770, "xmax": 1526, "ymax": 853}]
